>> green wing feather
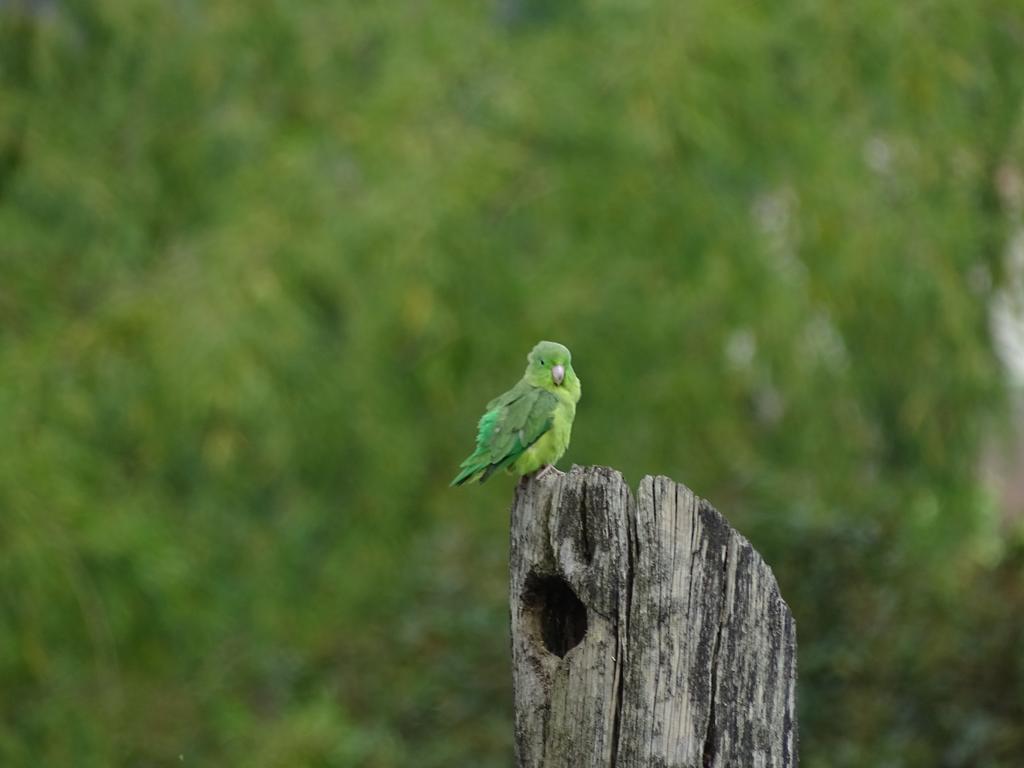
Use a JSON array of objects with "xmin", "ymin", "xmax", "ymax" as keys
[{"xmin": 451, "ymin": 382, "xmax": 559, "ymax": 486}]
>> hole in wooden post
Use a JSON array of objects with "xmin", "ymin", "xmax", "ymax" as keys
[{"xmin": 522, "ymin": 573, "xmax": 587, "ymax": 657}]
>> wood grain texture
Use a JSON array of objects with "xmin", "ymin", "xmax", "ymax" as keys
[{"xmin": 509, "ymin": 466, "xmax": 797, "ymax": 768}]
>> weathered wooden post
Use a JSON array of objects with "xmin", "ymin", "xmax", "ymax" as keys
[{"xmin": 510, "ymin": 465, "xmax": 797, "ymax": 767}]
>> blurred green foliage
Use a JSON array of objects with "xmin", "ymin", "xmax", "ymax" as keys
[{"xmin": 2, "ymin": 0, "xmax": 1024, "ymax": 765}]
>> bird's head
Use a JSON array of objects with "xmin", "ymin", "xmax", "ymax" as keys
[{"xmin": 525, "ymin": 340, "xmax": 576, "ymax": 392}]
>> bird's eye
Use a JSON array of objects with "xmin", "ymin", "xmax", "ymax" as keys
[{"xmin": 539, "ymin": 359, "xmax": 545, "ymax": 365}]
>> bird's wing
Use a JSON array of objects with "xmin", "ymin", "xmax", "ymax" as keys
[
  {"xmin": 451, "ymin": 383, "xmax": 558, "ymax": 485},
  {"xmin": 489, "ymin": 386, "xmax": 558, "ymax": 460}
]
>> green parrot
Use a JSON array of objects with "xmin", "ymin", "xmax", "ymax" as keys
[{"xmin": 451, "ymin": 340, "xmax": 582, "ymax": 485}]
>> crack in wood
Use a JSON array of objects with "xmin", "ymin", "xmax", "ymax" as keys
[
  {"xmin": 608, "ymin": 486, "xmax": 634, "ymax": 768},
  {"xmin": 701, "ymin": 542, "xmax": 730, "ymax": 768},
  {"xmin": 580, "ymin": 483, "xmax": 595, "ymax": 564}
]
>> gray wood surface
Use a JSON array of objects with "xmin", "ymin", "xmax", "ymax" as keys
[{"xmin": 509, "ymin": 466, "xmax": 797, "ymax": 768}]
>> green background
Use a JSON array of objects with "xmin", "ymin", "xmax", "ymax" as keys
[{"xmin": 2, "ymin": 1, "xmax": 1023, "ymax": 765}]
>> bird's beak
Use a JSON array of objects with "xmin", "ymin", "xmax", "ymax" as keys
[{"xmin": 551, "ymin": 364, "xmax": 565, "ymax": 386}]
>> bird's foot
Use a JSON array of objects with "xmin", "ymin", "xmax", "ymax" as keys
[{"xmin": 533, "ymin": 464, "xmax": 564, "ymax": 481}]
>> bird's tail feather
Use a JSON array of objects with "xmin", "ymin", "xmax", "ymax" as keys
[{"xmin": 450, "ymin": 455, "xmax": 488, "ymax": 486}]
